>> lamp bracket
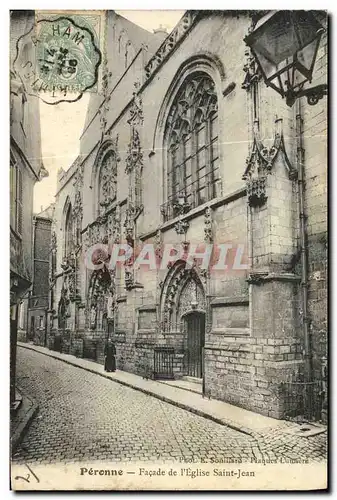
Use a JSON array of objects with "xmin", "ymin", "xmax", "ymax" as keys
[{"xmin": 285, "ymin": 83, "xmax": 328, "ymax": 107}]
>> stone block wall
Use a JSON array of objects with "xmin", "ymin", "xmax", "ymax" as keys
[
  {"xmin": 205, "ymin": 336, "xmax": 304, "ymax": 418},
  {"xmin": 70, "ymin": 338, "xmax": 84, "ymax": 358},
  {"xmin": 302, "ymin": 21, "xmax": 328, "ymax": 381}
]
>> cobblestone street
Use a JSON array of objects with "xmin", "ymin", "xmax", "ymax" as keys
[{"xmin": 12, "ymin": 347, "xmax": 327, "ymax": 466}]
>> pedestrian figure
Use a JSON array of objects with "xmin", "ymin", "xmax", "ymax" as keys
[{"xmin": 104, "ymin": 338, "xmax": 116, "ymax": 372}]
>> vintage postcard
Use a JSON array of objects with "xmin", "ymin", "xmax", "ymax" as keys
[{"xmin": 10, "ymin": 9, "xmax": 328, "ymax": 491}]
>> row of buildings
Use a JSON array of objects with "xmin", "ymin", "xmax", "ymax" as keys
[
  {"xmin": 14, "ymin": 10, "xmax": 328, "ymax": 421},
  {"xmin": 10, "ymin": 10, "xmax": 50, "ymax": 407}
]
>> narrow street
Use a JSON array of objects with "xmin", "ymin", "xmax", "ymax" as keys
[
  {"xmin": 12, "ymin": 347, "xmax": 327, "ymax": 466},
  {"xmin": 13, "ymin": 347, "xmax": 258, "ymax": 465}
]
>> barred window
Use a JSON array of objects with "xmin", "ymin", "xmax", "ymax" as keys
[{"xmin": 165, "ymin": 73, "xmax": 220, "ymax": 216}]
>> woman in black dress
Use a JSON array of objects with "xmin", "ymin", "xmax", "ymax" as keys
[{"xmin": 104, "ymin": 338, "xmax": 116, "ymax": 372}]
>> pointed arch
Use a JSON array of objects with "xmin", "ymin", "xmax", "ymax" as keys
[
  {"xmin": 92, "ymin": 139, "xmax": 119, "ymax": 218},
  {"xmin": 62, "ymin": 196, "xmax": 73, "ymax": 257},
  {"xmin": 153, "ymin": 54, "xmax": 226, "ymax": 217},
  {"xmin": 160, "ymin": 260, "xmax": 206, "ymax": 332},
  {"xmin": 165, "ymin": 71, "xmax": 219, "ymax": 210},
  {"xmin": 152, "ymin": 53, "xmax": 226, "ymax": 153},
  {"xmin": 87, "ymin": 265, "xmax": 113, "ymax": 330}
]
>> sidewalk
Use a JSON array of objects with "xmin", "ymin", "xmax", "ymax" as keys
[
  {"xmin": 17, "ymin": 342, "xmax": 317, "ymax": 438},
  {"xmin": 11, "ymin": 387, "xmax": 39, "ymax": 452}
]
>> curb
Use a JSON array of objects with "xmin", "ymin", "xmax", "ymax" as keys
[
  {"xmin": 11, "ymin": 390, "xmax": 39, "ymax": 453},
  {"xmin": 18, "ymin": 343, "xmax": 258, "ymax": 438}
]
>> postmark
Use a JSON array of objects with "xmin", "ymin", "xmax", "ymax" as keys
[{"xmin": 13, "ymin": 12, "xmax": 104, "ymax": 104}]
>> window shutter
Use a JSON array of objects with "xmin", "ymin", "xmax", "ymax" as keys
[
  {"xmin": 10, "ymin": 164, "xmax": 16, "ymax": 229},
  {"xmin": 16, "ymin": 168, "xmax": 23, "ymax": 235}
]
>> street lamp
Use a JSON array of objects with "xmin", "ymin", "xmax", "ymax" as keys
[{"xmin": 244, "ymin": 11, "xmax": 327, "ymax": 106}]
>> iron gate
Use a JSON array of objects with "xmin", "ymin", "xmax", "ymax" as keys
[
  {"xmin": 153, "ymin": 347, "xmax": 174, "ymax": 380},
  {"xmin": 185, "ymin": 312, "xmax": 205, "ymax": 378}
]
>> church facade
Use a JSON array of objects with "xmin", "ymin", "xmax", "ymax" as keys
[{"xmin": 48, "ymin": 11, "xmax": 328, "ymax": 420}]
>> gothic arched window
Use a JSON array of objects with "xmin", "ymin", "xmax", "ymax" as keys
[
  {"xmin": 64, "ymin": 203, "xmax": 73, "ymax": 257},
  {"xmin": 98, "ymin": 150, "xmax": 117, "ymax": 214},
  {"xmin": 165, "ymin": 73, "xmax": 220, "ymax": 217}
]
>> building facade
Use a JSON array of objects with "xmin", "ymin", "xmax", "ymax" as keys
[
  {"xmin": 25, "ymin": 206, "xmax": 54, "ymax": 346},
  {"xmin": 48, "ymin": 11, "xmax": 328, "ymax": 420},
  {"xmin": 10, "ymin": 10, "xmax": 48, "ymax": 406}
]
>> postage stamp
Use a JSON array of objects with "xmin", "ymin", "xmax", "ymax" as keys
[{"xmin": 13, "ymin": 11, "xmax": 104, "ymax": 104}]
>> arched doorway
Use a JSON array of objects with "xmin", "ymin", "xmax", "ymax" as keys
[
  {"xmin": 87, "ymin": 265, "xmax": 114, "ymax": 334},
  {"xmin": 160, "ymin": 260, "xmax": 207, "ymax": 383},
  {"xmin": 184, "ymin": 311, "xmax": 205, "ymax": 378}
]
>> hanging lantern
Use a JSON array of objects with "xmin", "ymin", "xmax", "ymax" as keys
[{"xmin": 244, "ymin": 11, "xmax": 327, "ymax": 106}]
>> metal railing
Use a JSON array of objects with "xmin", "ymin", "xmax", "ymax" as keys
[
  {"xmin": 153, "ymin": 347, "xmax": 175, "ymax": 380},
  {"xmin": 280, "ymin": 379, "xmax": 325, "ymax": 422},
  {"xmin": 160, "ymin": 176, "xmax": 222, "ymax": 222}
]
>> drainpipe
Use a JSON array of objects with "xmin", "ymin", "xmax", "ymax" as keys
[{"xmin": 295, "ymin": 98, "xmax": 313, "ymax": 416}]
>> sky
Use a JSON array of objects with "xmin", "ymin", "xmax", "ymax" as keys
[{"xmin": 33, "ymin": 10, "xmax": 184, "ymax": 213}]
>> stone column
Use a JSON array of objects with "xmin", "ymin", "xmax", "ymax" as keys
[{"xmin": 244, "ymin": 120, "xmax": 304, "ymax": 418}]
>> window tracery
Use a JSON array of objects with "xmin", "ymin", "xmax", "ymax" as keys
[
  {"xmin": 98, "ymin": 150, "xmax": 117, "ymax": 214},
  {"xmin": 164, "ymin": 73, "xmax": 220, "ymax": 219}
]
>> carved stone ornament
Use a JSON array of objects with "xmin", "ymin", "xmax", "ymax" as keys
[
  {"xmin": 145, "ymin": 11, "xmax": 199, "ymax": 80},
  {"xmin": 174, "ymin": 219, "xmax": 189, "ymax": 235},
  {"xmin": 98, "ymin": 149, "xmax": 118, "ymax": 213},
  {"xmin": 73, "ymin": 161, "xmax": 84, "ymax": 190},
  {"xmin": 246, "ymin": 272, "xmax": 268, "ymax": 286},
  {"xmin": 241, "ymin": 47, "xmax": 261, "ymax": 91},
  {"xmin": 124, "ymin": 207, "xmax": 134, "ymax": 247},
  {"xmin": 172, "ymin": 197, "xmax": 191, "ymax": 217},
  {"xmin": 113, "ymin": 206, "xmax": 121, "ymax": 244},
  {"xmin": 99, "ymin": 57, "xmax": 112, "ymax": 134},
  {"xmin": 125, "ymin": 128, "xmax": 143, "ymax": 175},
  {"xmin": 246, "ymin": 176, "xmax": 267, "ymax": 208},
  {"xmin": 73, "ymin": 190, "xmax": 83, "ymax": 220},
  {"xmin": 243, "ymin": 119, "xmax": 297, "ymax": 183},
  {"xmin": 127, "ymin": 81, "xmax": 144, "ymax": 126},
  {"xmin": 51, "ymin": 231, "xmax": 57, "ymax": 251},
  {"xmin": 204, "ymin": 207, "xmax": 213, "ymax": 242},
  {"xmin": 124, "ymin": 267, "xmax": 134, "ymax": 290},
  {"xmin": 61, "ymin": 255, "xmax": 75, "ymax": 272},
  {"xmin": 241, "ymin": 13, "xmax": 269, "ymax": 91},
  {"xmin": 124, "ymin": 202, "xmax": 143, "ymax": 247},
  {"xmin": 154, "ymin": 230, "xmax": 162, "ymax": 260}
]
